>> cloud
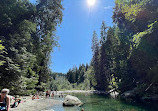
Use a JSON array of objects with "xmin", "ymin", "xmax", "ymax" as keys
[{"xmin": 104, "ymin": 6, "xmax": 113, "ymax": 10}]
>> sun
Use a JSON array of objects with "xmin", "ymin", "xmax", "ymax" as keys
[{"xmin": 87, "ymin": 0, "xmax": 96, "ymax": 7}]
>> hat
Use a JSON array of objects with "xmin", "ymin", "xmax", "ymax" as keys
[{"xmin": 1, "ymin": 89, "xmax": 10, "ymax": 94}]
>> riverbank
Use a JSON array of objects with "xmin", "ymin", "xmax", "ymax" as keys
[
  {"xmin": 56, "ymin": 90, "xmax": 119, "ymax": 98},
  {"xmin": 9, "ymin": 90, "xmax": 116, "ymax": 111},
  {"xmin": 55, "ymin": 90, "xmax": 109, "ymax": 95},
  {"xmin": 9, "ymin": 90, "xmax": 158, "ymax": 111},
  {"xmin": 10, "ymin": 96, "xmax": 62, "ymax": 111},
  {"xmin": 56, "ymin": 90, "xmax": 96, "ymax": 94},
  {"xmin": 9, "ymin": 90, "xmax": 93, "ymax": 111}
]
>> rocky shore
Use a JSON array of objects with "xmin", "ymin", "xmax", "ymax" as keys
[
  {"xmin": 10, "ymin": 90, "xmax": 94, "ymax": 111},
  {"xmin": 10, "ymin": 96, "xmax": 62, "ymax": 111},
  {"xmin": 10, "ymin": 90, "xmax": 110, "ymax": 111}
]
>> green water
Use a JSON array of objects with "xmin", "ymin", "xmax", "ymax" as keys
[{"xmin": 50, "ymin": 94, "xmax": 158, "ymax": 111}]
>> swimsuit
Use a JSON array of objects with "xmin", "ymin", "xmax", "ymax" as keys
[{"xmin": 0, "ymin": 96, "xmax": 7, "ymax": 111}]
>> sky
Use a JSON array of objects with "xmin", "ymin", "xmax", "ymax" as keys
[{"xmin": 30, "ymin": 0, "xmax": 115, "ymax": 73}]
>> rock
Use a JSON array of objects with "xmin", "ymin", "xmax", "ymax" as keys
[
  {"xmin": 110, "ymin": 91, "xmax": 119, "ymax": 98},
  {"xmin": 120, "ymin": 88, "xmax": 138, "ymax": 99},
  {"xmin": 63, "ymin": 95, "xmax": 83, "ymax": 106}
]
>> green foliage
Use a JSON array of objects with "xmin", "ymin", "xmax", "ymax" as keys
[
  {"xmin": 133, "ymin": 21, "xmax": 158, "ymax": 48},
  {"xmin": 49, "ymin": 72, "xmax": 72, "ymax": 91},
  {"xmin": 110, "ymin": 0, "xmax": 158, "ymax": 95},
  {"xmin": 0, "ymin": 0, "xmax": 63, "ymax": 95},
  {"xmin": 109, "ymin": 74, "xmax": 119, "ymax": 90},
  {"xmin": 67, "ymin": 64, "xmax": 87, "ymax": 84},
  {"xmin": 1, "ymin": 0, "xmax": 158, "ymax": 100},
  {"xmin": 0, "ymin": 40, "xmax": 5, "ymax": 66},
  {"xmin": 36, "ymin": 82, "xmax": 48, "ymax": 92},
  {"xmin": 97, "ymin": 21, "xmax": 109, "ymax": 91},
  {"xmin": 91, "ymin": 24, "xmax": 123, "ymax": 91},
  {"xmin": 88, "ymin": 0, "xmax": 158, "ymax": 95},
  {"xmin": 85, "ymin": 66, "xmax": 97, "ymax": 88},
  {"xmin": 50, "ymin": 64, "xmax": 96, "ymax": 91},
  {"xmin": 91, "ymin": 30, "xmax": 101, "ymax": 90},
  {"xmin": 0, "ymin": 40, "xmax": 4, "ymax": 52}
]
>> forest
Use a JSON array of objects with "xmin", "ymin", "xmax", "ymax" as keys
[
  {"xmin": 0, "ymin": 0, "xmax": 158, "ymax": 103},
  {"xmin": 50, "ymin": 0, "xmax": 158, "ymax": 102},
  {"xmin": 0, "ymin": 0, "xmax": 63, "ymax": 95}
]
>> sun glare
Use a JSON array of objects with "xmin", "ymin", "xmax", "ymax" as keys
[{"xmin": 87, "ymin": 0, "xmax": 96, "ymax": 7}]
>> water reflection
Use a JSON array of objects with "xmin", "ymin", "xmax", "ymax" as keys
[{"xmin": 49, "ymin": 93, "xmax": 157, "ymax": 111}]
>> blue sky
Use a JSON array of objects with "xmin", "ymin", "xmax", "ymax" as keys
[{"xmin": 30, "ymin": 0, "xmax": 115, "ymax": 73}]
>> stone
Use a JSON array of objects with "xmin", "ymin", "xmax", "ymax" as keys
[{"xmin": 63, "ymin": 95, "xmax": 83, "ymax": 106}]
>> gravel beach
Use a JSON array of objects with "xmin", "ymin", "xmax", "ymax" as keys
[
  {"xmin": 10, "ymin": 97, "xmax": 62, "ymax": 111},
  {"xmin": 10, "ymin": 90, "xmax": 95, "ymax": 111}
]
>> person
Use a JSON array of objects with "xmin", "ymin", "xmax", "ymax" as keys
[
  {"xmin": 11, "ymin": 98, "xmax": 21, "ymax": 108},
  {"xmin": 32, "ymin": 95, "xmax": 36, "ymax": 100},
  {"xmin": 32, "ymin": 94, "xmax": 39, "ymax": 100},
  {"xmin": 46, "ymin": 90, "xmax": 50, "ymax": 98},
  {"xmin": 36, "ymin": 94, "xmax": 40, "ymax": 99},
  {"xmin": 51, "ymin": 92, "xmax": 54, "ymax": 98},
  {"xmin": 0, "ymin": 89, "xmax": 10, "ymax": 111},
  {"xmin": 46, "ymin": 91, "xmax": 49, "ymax": 98}
]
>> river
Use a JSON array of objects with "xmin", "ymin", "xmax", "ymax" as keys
[{"xmin": 47, "ymin": 93, "xmax": 158, "ymax": 111}]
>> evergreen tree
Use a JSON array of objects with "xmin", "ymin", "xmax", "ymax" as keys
[
  {"xmin": 98, "ymin": 21, "xmax": 109, "ymax": 91},
  {"xmin": 91, "ymin": 31, "xmax": 100, "ymax": 90}
]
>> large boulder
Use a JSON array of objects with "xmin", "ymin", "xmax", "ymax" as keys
[
  {"xmin": 110, "ymin": 91, "xmax": 119, "ymax": 98},
  {"xmin": 63, "ymin": 95, "xmax": 83, "ymax": 106}
]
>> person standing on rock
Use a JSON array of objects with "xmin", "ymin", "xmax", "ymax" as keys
[{"xmin": 0, "ymin": 89, "xmax": 10, "ymax": 111}]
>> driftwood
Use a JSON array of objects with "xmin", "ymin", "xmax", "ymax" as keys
[{"xmin": 145, "ymin": 82, "xmax": 153, "ymax": 92}]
